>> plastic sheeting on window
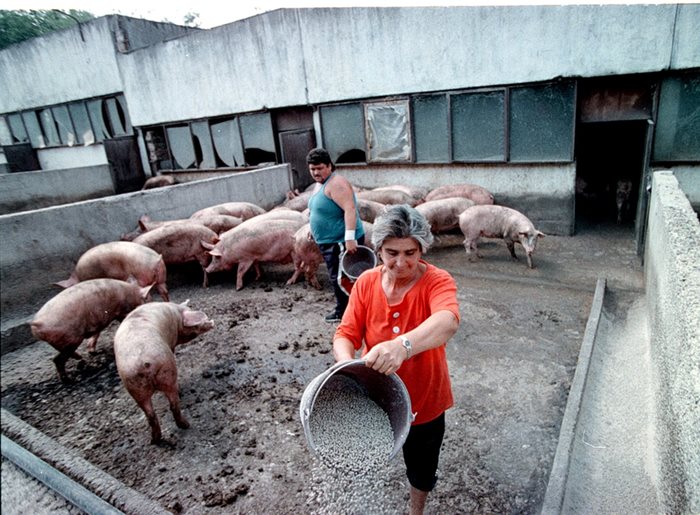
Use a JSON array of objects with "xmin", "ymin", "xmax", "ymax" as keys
[
  {"xmin": 21, "ymin": 111, "xmax": 45, "ymax": 148},
  {"xmin": 39, "ymin": 109, "xmax": 61, "ymax": 146},
  {"xmin": 211, "ymin": 118, "xmax": 244, "ymax": 167},
  {"xmin": 52, "ymin": 105, "xmax": 76, "ymax": 146},
  {"xmin": 167, "ymin": 125, "xmax": 196, "ymax": 169},
  {"xmin": 87, "ymin": 100, "xmax": 111, "ymax": 141},
  {"xmin": 365, "ymin": 101, "xmax": 411, "ymax": 162},
  {"xmin": 68, "ymin": 103, "xmax": 95, "ymax": 145},
  {"xmin": 0, "ymin": 116, "xmax": 13, "ymax": 146},
  {"xmin": 6, "ymin": 114, "xmax": 28, "ymax": 144}
]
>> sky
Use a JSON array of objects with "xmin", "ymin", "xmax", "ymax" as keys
[{"xmin": 0, "ymin": 0, "xmax": 690, "ymax": 29}]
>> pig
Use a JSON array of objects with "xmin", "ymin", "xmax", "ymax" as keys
[
  {"xmin": 142, "ymin": 175, "xmax": 177, "ymax": 190},
  {"xmin": 372, "ymin": 185, "xmax": 428, "ymax": 203},
  {"xmin": 425, "ymin": 183, "xmax": 495, "ymax": 205},
  {"xmin": 114, "ymin": 301, "xmax": 214, "ymax": 444},
  {"xmin": 190, "ymin": 201, "xmax": 265, "ymax": 221},
  {"xmin": 458, "ymin": 205, "xmax": 545, "ymax": 269},
  {"xmin": 237, "ymin": 208, "xmax": 308, "ymax": 230},
  {"xmin": 138, "ymin": 214, "xmax": 243, "ymax": 235},
  {"xmin": 287, "ymin": 221, "xmax": 375, "ymax": 289},
  {"xmin": 277, "ymin": 190, "xmax": 315, "ymax": 212},
  {"xmin": 56, "ymin": 241, "xmax": 169, "ymax": 301},
  {"xmin": 204, "ymin": 218, "xmax": 305, "ymax": 290},
  {"xmin": 357, "ymin": 189, "xmax": 420, "ymax": 206},
  {"xmin": 615, "ymin": 179, "xmax": 633, "ymax": 224},
  {"xmin": 357, "ymin": 198, "xmax": 386, "ymax": 223},
  {"xmin": 133, "ymin": 223, "xmax": 219, "ymax": 287},
  {"xmin": 286, "ymin": 224, "xmax": 322, "ymax": 289},
  {"xmin": 30, "ymin": 278, "xmax": 153, "ymax": 383},
  {"xmin": 416, "ymin": 197, "xmax": 475, "ymax": 234}
]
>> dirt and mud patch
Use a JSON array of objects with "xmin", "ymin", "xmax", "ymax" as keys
[{"xmin": 1, "ymin": 226, "xmax": 643, "ymax": 514}]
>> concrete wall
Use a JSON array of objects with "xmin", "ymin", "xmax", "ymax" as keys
[
  {"xmin": 342, "ymin": 162, "xmax": 575, "ymax": 235},
  {"xmin": 0, "ymin": 165, "xmax": 115, "ymax": 215},
  {"xmin": 0, "ymin": 16, "xmax": 194, "ymax": 113},
  {"xmin": 0, "ymin": 165, "xmax": 292, "ymax": 354},
  {"xmin": 115, "ymin": 5, "xmax": 699, "ymax": 126},
  {"xmin": 36, "ymin": 145, "xmax": 108, "ymax": 171},
  {"xmin": 663, "ymin": 165, "xmax": 700, "ymax": 211},
  {"xmin": 644, "ymin": 171, "xmax": 700, "ymax": 512}
]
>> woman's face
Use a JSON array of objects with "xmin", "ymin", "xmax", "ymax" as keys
[{"xmin": 378, "ymin": 237, "xmax": 422, "ymax": 281}]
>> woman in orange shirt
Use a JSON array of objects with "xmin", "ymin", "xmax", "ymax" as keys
[{"xmin": 333, "ymin": 204, "xmax": 461, "ymax": 515}]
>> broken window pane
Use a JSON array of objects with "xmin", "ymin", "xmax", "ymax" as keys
[
  {"xmin": 413, "ymin": 95, "xmax": 449, "ymax": 163},
  {"xmin": 68, "ymin": 102, "xmax": 94, "ymax": 145},
  {"xmin": 115, "ymin": 95, "xmax": 133, "ymax": 133},
  {"xmin": 510, "ymin": 81, "xmax": 575, "ymax": 162},
  {"xmin": 320, "ymin": 103, "xmax": 365, "ymax": 163},
  {"xmin": 365, "ymin": 100, "xmax": 411, "ymax": 162},
  {"xmin": 7, "ymin": 114, "xmax": 28, "ymax": 144},
  {"xmin": 22, "ymin": 111, "xmax": 45, "ymax": 148},
  {"xmin": 191, "ymin": 121, "xmax": 217, "ymax": 169},
  {"xmin": 0, "ymin": 116, "xmax": 13, "ymax": 145},
  {"xmin": 39, "ymin": 109, "xmax": 60, "ymax": 146},
  {"xmin": 653, "ymin": 74, "xmax": 700, "ymax": 161},
  {"xmin": 87, "ymin": 99, "xmax": 111, "ymax": 141},
  {"xmin": 52, "ymin": 105, "xmax": 77, "ymax": 146},
  {"xmin": 211, "ymin": 118, "xmax": 244, "ymax": 167},
  {"xmin": 145, "ymin": 127, "xmax": 171, "ymax": 171},
  {"xmin": 452, "ymin": 91, "xmax": 505, "ymax": 161},
  {"xmin": 105, "ymin": 97, "xmax": 127, "ymax": 137},
  {"xmin": 239, "ymin": 112, "xmax": 276, "ymax": 165},
  {"xmin": 166, "ymin": 125, "xmax": 195, "ymax": 169}
]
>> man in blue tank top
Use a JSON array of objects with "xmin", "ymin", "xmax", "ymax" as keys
[{"xmin": 306, "ymin": 148, "xmax": 365, "ymax": 323}]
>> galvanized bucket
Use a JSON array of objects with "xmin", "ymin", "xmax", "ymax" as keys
[
  {"xmin": 338, "ymin": 245, "xmax": 377, "ymax": 295},
  {"xmin": 299, "ymin": 359, "xmax": 414, "ymax": 460}
]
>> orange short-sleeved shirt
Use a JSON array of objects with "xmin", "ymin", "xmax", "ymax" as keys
[{"xmin": 334, "ymin": 261, "xmax": 460, "ymax": 425}]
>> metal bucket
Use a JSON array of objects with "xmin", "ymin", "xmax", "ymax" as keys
[
  {"xmin": 299, "ymin": 359, "xmax": 414, "ymax": 460},
  {"xmin": 338, "ymin": 245, "xmax": 377, "ymax": 295}
]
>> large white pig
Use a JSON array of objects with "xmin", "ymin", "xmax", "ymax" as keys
[
  {"xmin": 204, "ymin": 218, "xmax": 305, "ymax": 290},
  {"xmin": 372, "ymin": 185, "xmax": 428, "ymax": 203},
  {"xmin": 416, "ymin": 197, "xmax": 475, "ymax": 233},
  {"xmin": 236, "ymin": 208, "xmax": 308, "ymax": 229},
  {"xmin": 133, "ymin": 223, "xmax": 218, "ymax": 287},
  {"xmin": 425, "ymin": 183, "xmax": 495, "ymax": 205},
  {"xmin": 114, "ymin": 301, "xmax": 214, "ymax": 444},
  {"xmin": 31, "ymin": 279, "xmax": 153, "ymax": 383},
  {"xmin": 190, "ymin": 201, "xmax": 265, "ymax": 221},
  {"xmin": 357, "ymin": 198, "xmax": 386, "ymax": 223},
  {"xmin": 357, "ymin": 189, "xmax": 420, "ymax": 206},
  {"xmin": 56, "ymin": 241, "xmax": 169, "ymax": 301},
  {"xmin": 458, "ymin": 205, "xmax": 545, "ymax": 268}
]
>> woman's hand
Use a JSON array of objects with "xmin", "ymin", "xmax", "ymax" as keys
[{"xmin": 363, "ymin": 339, "xmax": 405, "ymax": 375}]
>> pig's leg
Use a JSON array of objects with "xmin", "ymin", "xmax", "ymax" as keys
[
  {"xmin": 236, "ymin": 260, "xmax": 254, "ymax": 290},
  {"xmin": 463, "ymin": 238, "xmax": 479, "ymax": 262},
  {"xmin": 254, "ymin": 262, "xmax": 262, "ymax": 280},
  {"xmin": 85, "ymin": 334, "xmax": 99, "ymax": 353},
  {"xmin": 135, "ymin": 394, "xmax": 162, "ymax": 444},
  {"xmin": 506, "ymin": 240, "xmax": 518, "ymax": 260},
  {"xmin": 156, "ymin": 283, "xmax": 170, "ymax": 302},
  {"xmin": 306, "ymin": 265, "xmax": 322, "ymax": 290},
  {"xmin": 164, "ymin": 387, "xmax": 190, "ymax": 430},
  {"xmin": 53, "ymin": 343, "xmax": 83, "ymax": 383},
  {"xmin": 526, "ymin": 254, "xmax": 534, "ymax": 269},
  {"xmin": 201, "ymin": 267, "xmax": 209, "ymax": 288}
]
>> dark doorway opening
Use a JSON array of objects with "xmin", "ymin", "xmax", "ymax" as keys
[{"xmin": 575, "ymin": 120, "xmax": 647, "ymax": 229}]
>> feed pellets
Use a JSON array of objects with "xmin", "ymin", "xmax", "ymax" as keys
[{"xmin": 305, "ymin": 376, "xmax": 396, "ymax": 514}]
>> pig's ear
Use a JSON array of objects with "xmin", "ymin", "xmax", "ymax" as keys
[
  {"xmin": 201, "ymin": 240, "xmax": 216, "ymax": 251},
  {"xmin": 180, "ymin": 299, "xmax": 191, "ymax": 307},
  {"xmin": 138, "ymin": 219, "xmax": 149, "ymax": 231},
  {"xmin": 140, "ymin": 283, "xmax": 155, "ymax": 298},
  {"xmin": 208, "ymin": 248, "xmax": 223, "ymax": 257},
  {"xmin": 183, "ymin": 310, "xmax": 209, "ymax": 327},
  {"xmin": 537, "ymin": 231, "xmax": 545, "ymax": 238}
]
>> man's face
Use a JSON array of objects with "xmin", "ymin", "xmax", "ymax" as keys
[{"xmin": 308, "ymin": 162, "xmax": 332, "ymax": 183}]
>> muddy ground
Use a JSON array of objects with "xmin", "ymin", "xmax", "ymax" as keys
[{"xmin": 0, "ymin": 223, "xmax": 644, "ymax": 514}]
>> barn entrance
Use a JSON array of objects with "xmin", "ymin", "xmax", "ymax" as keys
[{"xmin": 575, "ymin": 76, "xmax": 656, "ymax": 254}]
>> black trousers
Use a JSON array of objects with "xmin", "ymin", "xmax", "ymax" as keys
[
  {"xmin": 317, "ymin": 235, "xmax": 365, "ymax": 315},
  {"xmin": 402, "ymin": 412, "xmax": 446, "ymax": 492}
]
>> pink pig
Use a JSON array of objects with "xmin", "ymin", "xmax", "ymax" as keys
[
  {"xmin": 114, "ymin": 301, "xmax": 214, "ymax": 444},
  {"xmin": 204, "ymin": 218, "xmax": 305, "ymax": 290},
  {"xmin": 459, "ymin": 205, "xmax": 545, "ymax": 268},
  {"xmin": 133, "ymin": 223, "xmax": 218, "ymax": 287},
  {"xmin": 56, "ymin": 241, "xmax": 169, "ymax": 301},
  {"xmin": 31, "ymin": 278, "xmax": 153, "ymax": 383},
  {"xmin": 416, "ymin": 197, "xmax": 475, "ymax": 234},
  {"xmin": 425, "ymin": 183, "xmax": 495, "ymax": 205},
  {"xmin": 190, "ymin": 201, "xmax": 265, "ymax": 221}
]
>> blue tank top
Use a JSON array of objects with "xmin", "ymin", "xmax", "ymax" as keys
[{"xmin": 308, "ymin": 173, "xmax": 365, "ymax": 244}]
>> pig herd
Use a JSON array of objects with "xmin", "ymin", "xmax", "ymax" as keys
[{"xmin": 29, "ymin": 181, "xmax": 544, "ymax": 443}]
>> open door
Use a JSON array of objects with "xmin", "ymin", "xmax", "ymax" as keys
[{"xmin": 104, "ymin": 136, "xmax": 146, "ymax": 193}]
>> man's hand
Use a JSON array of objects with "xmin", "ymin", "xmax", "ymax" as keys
[{"xmin": 345, "ymin": 239, "xmax": 359, "ymax": 253}]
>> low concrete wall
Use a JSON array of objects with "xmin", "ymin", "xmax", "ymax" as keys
[
  {"xmin": 0, "ymin": 165, "xmax": 115, "ymax": 215},
  {"xmin": 342, "ymin": 162, "xmax": 575, "ymax": 235},
  {"xmin": 0, "ymin": 164, "xmax": 292, "ymax": 354},
  {"xmin": 644, "ymin": 171, "xmax": 700, "ymax": 513}
]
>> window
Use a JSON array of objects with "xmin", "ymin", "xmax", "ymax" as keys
[
  {"xmin": 211, "ymin": 118, "xmax": 245, "ymax": 167},
  {"xmin": 320, "ymin": 103, "xmax": 366, "ymax": 163},
  {"xmin": 22, "ymin": 111, "xmax": 45, "ymax": 148},
  {"xmin": 87, "ymin": 99, "xmax": 112, "ymax": 142},
  {"xmin": 239, "ymin": 112, "xmax": 276, "ymax": 165},
  {"xmin": 0, "ymin": 116, "xmax": 13, "ymax": 146},
  {"xmin": 68, "ymin": 102, "xmax": 95, "ymax": 145},
  {"xmin": 653, "ymin": 73, "xmax": 700, "ymax": 161},
  {"xmin": 451, "ymin": 90, "xmax": 505, "ymax": 161},
  {"xmin": 167, "ymin": 125, "xmax": 196, "ymax": 169},
  {"xmin": 6, "ymin": 114, "xmax": 28, "ymax": 144},
  {"xmin": 52, "ymin": 105, "xmax": 77, "ymax": 146},
  {"xmin": 510, "ymin": 81, "xmax": 575, "ymax": 162},
  {"xmin": 412, "ymin": 94, "xmax": 449, "ymax": 163},
  {"xmin": 365, "ymin": 100, "xmax": 411, "ymax": 162}
]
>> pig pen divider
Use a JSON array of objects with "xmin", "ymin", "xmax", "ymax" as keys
[{"xmin": 299, "ymin": 359, "xmax": 414, "ymax": 460}]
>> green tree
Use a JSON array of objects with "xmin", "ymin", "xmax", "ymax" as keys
[{"xmin": 0, "ymin": 9, "xmax": 94, "ymax": 50}]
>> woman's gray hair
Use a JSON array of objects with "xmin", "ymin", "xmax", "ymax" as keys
[{"xmin": 371, "ymin": 204, "xmax": 434, "ymax": 253}]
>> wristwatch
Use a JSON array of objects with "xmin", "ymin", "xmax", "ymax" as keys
[{"xmin": 399, "ymin": 335, "xmax": 412, "ymax": 359}]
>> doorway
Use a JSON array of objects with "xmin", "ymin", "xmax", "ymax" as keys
[{"xmin": 575, "ymin": 120, "xmax": 648, "ymax": 228}]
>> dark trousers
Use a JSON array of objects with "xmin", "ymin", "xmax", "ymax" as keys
[
  {"xmin": 318, "ymin": 235, "xmax": 365, "ymax": 315},
  {"xmin": 402, "ymin": 412, "xmax": 446, "ymax": 492}
]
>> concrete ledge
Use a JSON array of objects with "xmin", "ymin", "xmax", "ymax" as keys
[
  {"xmin": 1, "ymin": 409, "xmax": 170, "ymax": 514},
  {"xmin": 541, "ymin": 277, "xmax": 606, "ymax": 513}
]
